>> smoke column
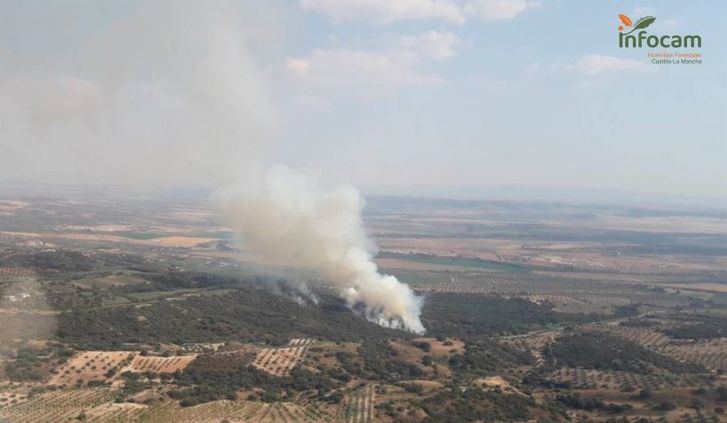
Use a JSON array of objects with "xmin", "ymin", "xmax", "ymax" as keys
[
  {"xmin": 218, "ymin": 166, "xmax": 425, "ymax": 334},
  {"xmin": 0, "ymin": 1, "xmax": 426, "ymax": 333}
]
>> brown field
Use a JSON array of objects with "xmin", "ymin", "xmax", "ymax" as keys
[
  {"xmin": 252, "ymin": 339, "xmax": 314, "ymax": 377},
  {"xmin": 389, "ymin": 337, "xmax": 464, "ymax": 378},
  {"xmin": 0, "ymin": 231, "xmax": 218, "ymax": 249},
  {"xmin": 376, "ymin": 236, "xmax": 515, "ymax": 257},
  {"xmin": 146, "ymin": 236, "xmax": 218, "ymax": 247},
  {"xmin": 86, "ymin": 401, "xmax": 148, "ymax": 421},
  {"xmin": 48, "ymin": 351, "xmax": 196, "ymax": 386},
  {"xmin": 0, "ymin": 267, "xmax": 35, "ymax": 277},
  {"xmin": 0, "ymin": 201, "xmax": 27, "ymax": 214},
  {"xmin": 0, "ymin": 390, "xmax": 29, "ymax": 406},
  {"xmin": 125, "ymin": 354, "xmax": 197, "ymax": 374},
  {"xmin": 0, "ymin": 388, "xmax": 339, "ymax": 423},
  {"xmin": 138, "ymin": 398, "xmax": 339, "ymax": 422},
  {"xmin": 48, "ymin": 351, "xmax": 135, "ymax": 386},
  {"xmin": 342, "ymin": 384, "xmax": 375, "ymax": 423},
  {"xmin": 474, "ymin": 376, "xmax": 525, "ymax": 396},
  {"xmin": 390, "ymin": 338, "xmax": 461, "ymax": 363},
  {"xmin": 659, "ymin": 282, "xmax": 727, "ymax": 294},
  {"xmin": 59, "ymin": 224, "xmax": 136, "ymax": 232},
  {"xmin": 416, "ymin": 337, "xmax": 464, "ymax": 357}
]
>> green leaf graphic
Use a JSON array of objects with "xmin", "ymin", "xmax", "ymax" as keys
[
  {"xmin": 624, "ymin": 16, "xmax": 656, "ymax": 34},
  {"xmin": 633, "ymin": 16, "xmax": 656, "ymax": 30}
]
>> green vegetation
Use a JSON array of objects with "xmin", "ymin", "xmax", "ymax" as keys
[
  {"xmin": 355, "ymin": 340, "xmax": 424, "ymax": 381},
  {"xmin": 419, "ymin": 388, "xmax": 543, "ymax": 422},
  {"xmin": 3, "ymin": 345, "xmax": 73, "ymax": 382},
  {"xmin": 545, "ymin": 332, "xmax": 705, "ymax": 374},
  {"xmin": 57, "ymin": 288, "xmax": 402, "ymax": 349},
  {"xmin": 2, "ymin": 192, "xmax": 726, "ymax": 422},
  {"xmin": 423, "ymin": 293, "xmax": 598, "ymax": 340},
  {"xmin": 448, "ymin": 339, "xmax": 534, "ymax": 377},
  {"xmin": 663, "ymin": 316, "xmax": 726, "ymax": 340},
  {"xmin": 555, "ymin": 393, "xmax": 632, "ymax": 414},
  {"xmin": 114, "ymin": 371, "xmax": 150, "ymax": 402},
  {"xmin": 1, "ymin": 249, "xmax": 95, "ymax": 271},
  {"xmin": 4, "ymin": 357, "xmax": 44, "ymax": 381},
  {"xmin": 172, "ymin": 354, "xmax": 340, "ymax": 406}
]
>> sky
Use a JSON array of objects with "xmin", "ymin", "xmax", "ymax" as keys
[{"xmin": 0, "ymin": 0, "xmax": 725, "ymax": 204}]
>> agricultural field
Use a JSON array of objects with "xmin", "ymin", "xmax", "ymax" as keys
[
  {"xmin": 608, "ymin": 326, "xmax": 727, "ymax": 373},
  {"xmin": 0, "ymin": 388, "xmax": 117, "ymax": 423},
  {"xmin": 251, "ymin": 339, "xmax": 315, "ymax": 377},
  {"xmin": 125, "ymin": 355, "xmax": 197, "ymax": 374},
  {"xmin": 610, "ymin": 327, "xmax": 672, "ymax": 349},
  {"xmin": 660, "ymin": 340, "xmax": 727, "ymax": 373},
  {"xmin": 48, "ymin": 351, "xmax": 196, "ymax": 387},
  {"xmin": 524, "ymin": 294, "xmax": 632, "ymax": 314},
  {"xmin": 547, "ymin": 367, "xmax": 709, "ymax": 391},
  {"xmin": 417, "ymin": 271, "xmax": 697, "ymax": 316},
  {"xmin": 49, "ymin": 352, "xmax": 135, "ymax": 386},
  {"xmin": 0, "ymin": 392, "xmax": 342, "ymax": 423},
  {"xmin": 501, "ymin": 330, "xmax": 559, "ymax": 365},
  {"xmin": 0, "ymin": 191, "xmax": 726, "ymax": 422},
  {"xmin": 0, "ymin": 267, "xmax": 35, "ymax": 277},
  {"xmin": 342, "ymin": 384, "xmax": 375, "ymax": 423}
]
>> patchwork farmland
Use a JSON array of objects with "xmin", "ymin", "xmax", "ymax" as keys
[
  {"xmin": 125, "ymin": 354, "xmax": 197, "ymax": 374},
  {"xmin": 251, "ymin": 338, "xmax": 315, "ymax": 377},
  {"xmin": 343, "ymin": 384, "xmax": 375, "ymax": 423},
  {"xmin": 0, "ymin": 393, "xmax": 341, "ymax": 423},
  {"xmin": 0, "ymin": 267, "xmax": 35, "ymax": 277},
  {"xmin": 0, "ymin": 388, "xmax": 116, "ymax": 423},
  {"xmin": 48, "ymin": 351, "xmax": 196, "ymax": 386},
  {"xmin": 501, "ymin": 330, "xmax": 559, "ymax": 365},
  {"xmin": 606, "ymin": 326, "xmax": 727, "ymax": 372},
  {"xmin": 547, "ymin": 367, "xmax": 709, "ymax": 391},
  {"xmin": 1, "ymin": 193, "xmax": 726, "ymax": 422},
  {"xmin": 48, "ymin": 352, "xmax": 135, "ymax": 386},
  {"xmin": 660, "ymin": 339, "xmax": 727, "ymax": 373},
  {"xmin": 419, "ymin": 272, "xmax": 696, "ymax": 315}
]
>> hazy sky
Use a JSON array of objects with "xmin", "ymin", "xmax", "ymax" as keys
[{"xmin": 0, "ymin": 0, "xmax": 725, "ymax": 202}]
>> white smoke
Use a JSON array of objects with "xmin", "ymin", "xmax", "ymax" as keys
[
  {"xmin": 0, "ymin": 1, "xmax": 426, "ymax": 333},
  {"xmin": 218, "ymin": 166, "xmax": 425, "ymax": 333},
  {"xmin": 0, "ymin": 2, "xmax": 274, "ymax": 188}
]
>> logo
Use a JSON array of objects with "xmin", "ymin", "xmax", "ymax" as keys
[{"xmin": 617, "ymin": 14, "xmax": 702, "ymax": 48}]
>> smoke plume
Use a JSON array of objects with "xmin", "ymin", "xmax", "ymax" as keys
[
  {"xmin": 0, "ymin": 2, "xmax": 273, "ymax": 188},
  {"xmin": 218, "ymin": 166, "xmax": 425, "ymax": 333},
  {"xmin": 0, "ymin": 1, "xmax": 426, "ymax": 333}
]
